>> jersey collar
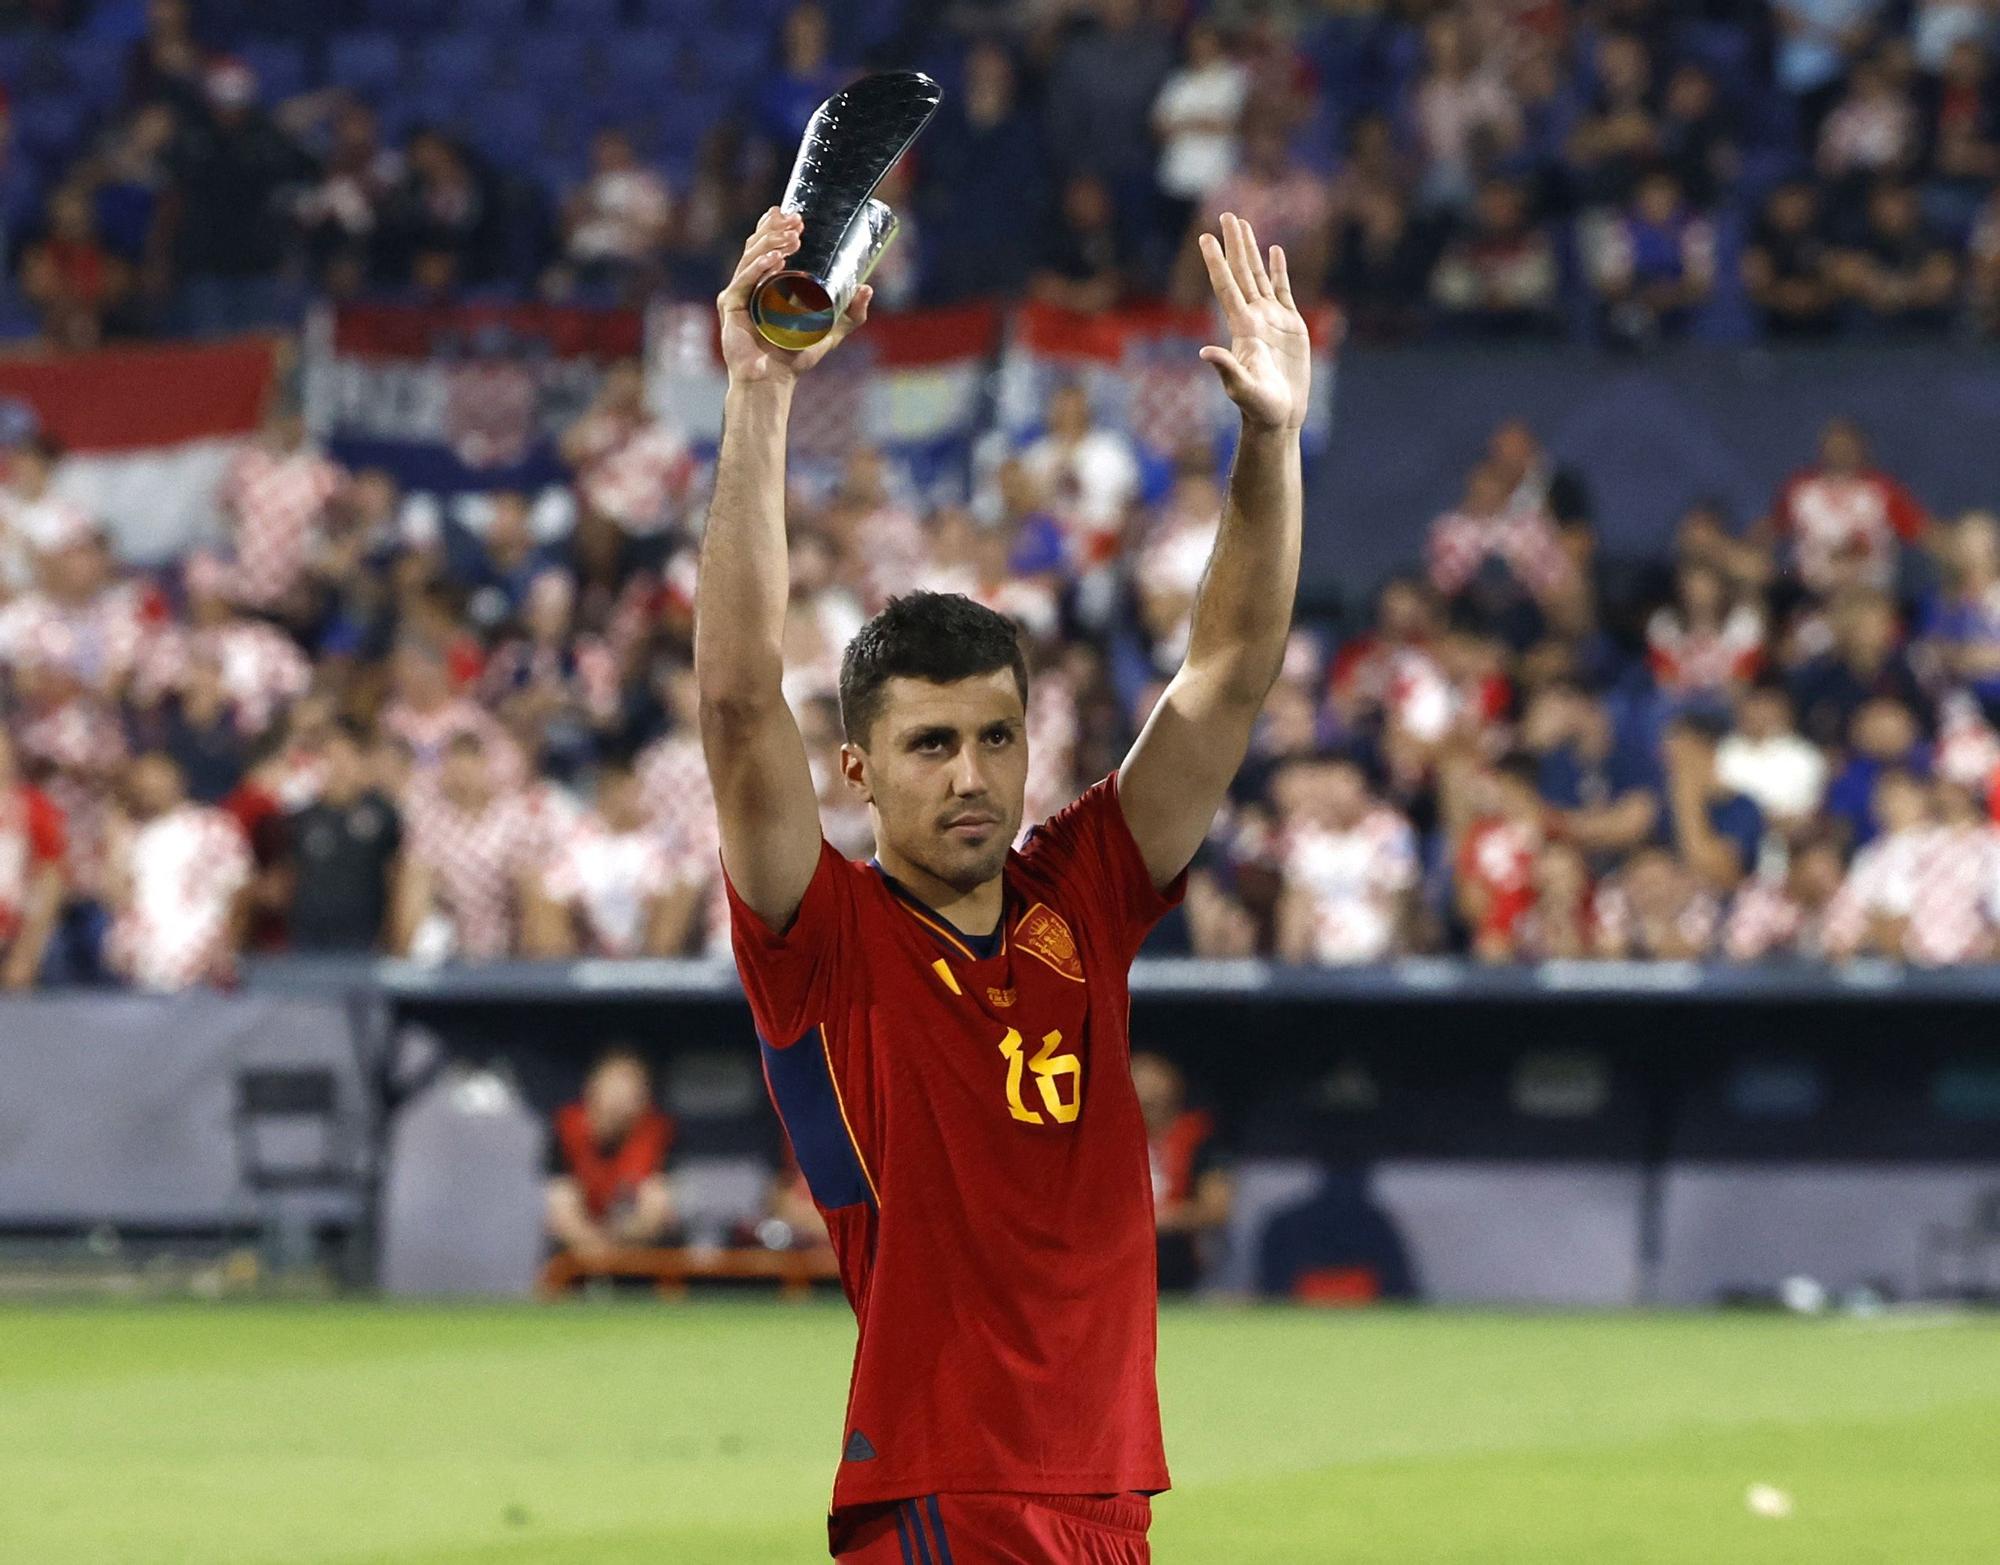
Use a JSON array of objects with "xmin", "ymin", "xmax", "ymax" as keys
[{"xmin": 869, "ymin": 860, "xmax": 1006, "ymax": 961}]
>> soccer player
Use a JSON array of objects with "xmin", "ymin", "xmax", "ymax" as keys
[{"xmin": 696, "ymin": 206, "xmax": 1308, "ymax": 1563}]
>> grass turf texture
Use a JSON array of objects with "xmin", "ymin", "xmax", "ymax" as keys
[{"xmin": 3, "ymin": 1303, "xmax": 1996, "ymax": 1563}]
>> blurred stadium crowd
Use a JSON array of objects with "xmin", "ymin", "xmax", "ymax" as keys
[
  {"xmin": 4, "ymin": 0, "xmax": 2000, "ymax": 990},
  {"xmin": 0, "ymin": 0, "xmax": 1995, "ymax": 342}
]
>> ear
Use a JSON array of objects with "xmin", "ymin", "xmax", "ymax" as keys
[{"xmin": 839, "ymin": 741, "xmax": 871, "ymax": 802}]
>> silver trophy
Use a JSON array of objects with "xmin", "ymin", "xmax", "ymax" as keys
[{"xmin": 751, "ymin": 70, "xmax": 942, "ymax": 351}]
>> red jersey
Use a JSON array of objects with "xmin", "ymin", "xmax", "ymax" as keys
[
  {"xmin": 0, "ymin": 784, "xmax": 65, "ymax": 944},
  {"xmin": 724, "ymin": 774, "xmax": 1183, "ymax": 1522}
]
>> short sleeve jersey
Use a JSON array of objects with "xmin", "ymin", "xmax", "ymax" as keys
[{"xmin": 724, "ymin": 774, "xmax": 1184, "ymax": 1517}]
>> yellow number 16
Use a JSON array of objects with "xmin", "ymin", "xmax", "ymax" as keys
[{"xmin": 997, "ymin": 1028, "xmax": 1081, "ymax": 1125}]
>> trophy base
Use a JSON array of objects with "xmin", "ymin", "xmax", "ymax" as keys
[{"xmin": 751, "ymin": 271, "xmax": 838, "ymax": 350}]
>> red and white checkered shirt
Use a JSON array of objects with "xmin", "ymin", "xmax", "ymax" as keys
[
  {"xmin": 0, "ymin": 784, "xmax": 65, "ymax": 944},
  {"xmin": 542, "ymin": 813, "xmax": 678, "ymax": 956},
  {"xmin": 402, "ymin": 783, "xmax": 543, "ymax": 960},
  {"xmin": 637, "ymin": 729, "xmax": 726, "ymax": 952},
  {"xmin": 1646, "ymin": 603, "xmax": 1767, "ymax": 695},
  {"xmin": 1835, "ymin": 822, "xmax": 2000, "ymax": 965},
  {"xmin": 478, "ymin": 635, "xmax": 623, "ymax": 728},
  {"xmin": 1281, "ymin": 806, "xmax": 1417, "ymax": 963},
  {"xmin": 1592, "ymin": 875, "xmax": 1720, "ymax": 959},
  {"xmin": 107, "ymin": 804, "xmax": 252, "ymax": 990},
  {"xmin": 568, "ymin": 409, "xmax": 695, "ymax": 537},
  {"xmin": 0, "ymin": 583, "xmax": 161, "ymax": 691},
  {"xmin": 220, "ymin": 445, "xmax": 346, "ymax": 610},
  {"xmin": 1426, "ymin": 504, "xmax": 1574, "ymax": 603},
  {"xmin": 380, "ymin": 698, "xmax": 527, "ymax": 787},
  {"xmin": 1772, "ymin": 467, "xmax": 1927, "ymax": 595},
  {"xmin": 135, "ymin": 620, "xmax": 313, "ymax": 735},
  {"xmin": 852, "ymin": 501, "xmax": 934, "ymax": 613},
  {"xmin": 1722, "ymin": 877, "xmax": 1834, "ymax": 961}
]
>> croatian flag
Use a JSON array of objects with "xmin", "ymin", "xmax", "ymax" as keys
[
  {"xmin": 646, "ymin": 300, "xmax": 1002, "ymax": 496},
  {"xmin": 0, "ymin": 337, "xmax": 278, "ymax": 563}
]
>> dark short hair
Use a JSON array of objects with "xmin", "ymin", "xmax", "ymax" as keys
[{"xmin": 839, "ymin": 592, "xmax": 1029, "ymax": 744}]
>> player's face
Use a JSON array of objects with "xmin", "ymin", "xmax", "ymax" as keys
[{"xmin": 846, "ymin": 671, "xmax": 1028, "ymax": 895}]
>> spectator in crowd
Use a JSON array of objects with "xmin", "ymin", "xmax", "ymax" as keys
[
  {"xmin": 1663, "ymin": 713, "xmax": 1765, "ymax": 894},
  {"xmin": 1131, "ymin": 1051, "xmax": 1231, "ymax": 1293},
  {"xmin": 1829, "ymin": 179, "xmax": 1961, "ymax": 331},
  {"xmin": 162, "ymin": 58, "xmax": 312, "ymax": 333},
  {"xmin": 1429, "ymin": 176, "xmax": 1560, "ymax": 337},
  {"xmin": 282, "ymin": 718, "xmax": 401, "ymax": 953},
  {"xmin": 1274, "ymin": 753, "xmax": 1418, "ymax": 965},
  {"xmin": 0, "ymin": 727, "xmax": 65, "ymax": 989},
  {"xmin": 1921, "ymin": 510, "xmax": 2000, "ymax": 719},
  {"xmin": 1765, "ymin": 417, "xmax": 1930, "ymax": 597},
  {"xmin": 1031, "ymin": 173, "xmax": 1131, "ymax": 316},
  {"xmin": 1773, "ymin": 0, "xmax": 1895, "ymax": 138},
  {"xmin": 1521, "ymin": 681, "xmax": 1660, "ymax": 867},
  {"xmin": 21, "ymin": 183, "xmax": 134, "ymax": 350},
  {"xmin": 1181, "ymin": 118, "xmax": 1330, "ymax": 307},
  {"xmin": 1660, "ymin": 62, "xmax": 1740, "ymax": 211},
  {"xmin": 1152, "ymin": 20, "xmax": 1248, "ymax": 244},
  {"xmin": 1921, "ymin": 37, "xmax": 2000, "ymax": 229},
  {"xmin": 1327, "ymin": 177, "xmax": 1431, "ymax": 343},
  {"xmin": 920, "ymin": 41, "xmax": 1046, "ymax": 303},
  {"xmin": 555, "ymin": 129, "xmax": 672, "ymax": 304},
  {"xmin": 1647, "ymin": 559, "xmax": 1767, "ymax": 702},
  {"xmin": 1455, "ymin": 754, "xmax": 1547, "ymax": 961},
  {"xmin": 218, "ymin": 405, "xmax": 346, "ymax": 619},
  {"xmin": 1823, "ymin": 695, "xmax": 1927, "ymax": 845},
  {"xmin": 379, "ymin": 129, "xmax": 494, "ymax": 294},
  {"xmin": 1791, "ymin": 585, "xmax": 1930, "ymax": 749},
  {"xmin": 1717, "ymin": 683, "xmax": 1829, "ymax": 830},
  {"xmin": 1516, "ymin": 838, "xmax": 1598, "ymax": 960},
  {"xmin": 1411, "ymin": 11, "xmax": 1522, "ymax": 213},
  {"xmin": 103, "ymin": 750, "xmax": 251, "ymax": 990},
  {"xmin": 1018, "ymin": 383, "xmax": 1141, "ymax": 574},
  {"xmin": 1046, "ymin": 0, "xmax": 1175, "ymax": 195},
  {"xmin": 1594, "ymin": 844, "xmax": 1720, "ymax": 959},
  {"xmin": 1566, "ymin": 31, "xmax": 1661, "ymax": 211},
  {"xmin": 392, "ymin": 729, "xmax": 538, "ymax": 961},
  {"xmin": 757, "ymin": 1, "xmax": 848, "ymax": 153},
  {"xmin": 1818, "ymin": 54, "xmax": 1922, "ymax": 197},
  {"xmin": 1426, "ymin": 460, "xmax": 1576, "ymax": 647},
  {"xmin": 1835, "ymin": 768, "xmax": 2000, "ymax": 962},
  {"xmin": 544, "ymin": 1047, "xmax": 678, "ymax": 1265},
  {"xmin": 1723, "ymin": 827, "xmax": 1852, "ymax": 960},
  {"xmin": 561, "ymin": 357, "xmax": 695, "ymax": 552},
  {"xmin": 1743, "ymin": 181, "xmax": 1841, "ymax": 336},
  {"xmin": 293, "ymin": 97, "xmax": 401, "ymax": 296},
  {"xmin": 1588, "ymin": 170, "xmax": 1717, "ymax": 348},
  {"xmin": 530, "ymin": 754, "xmax": 692, "ymax": 959}
]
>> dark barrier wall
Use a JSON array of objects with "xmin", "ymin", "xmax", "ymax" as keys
[{"xmin": 1306, "ymin": 345, "xmax": 2000, "ymax": 602}]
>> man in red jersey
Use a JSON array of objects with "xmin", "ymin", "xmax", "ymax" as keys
[{"xmin": 695, "ymin": 204, "xmax": 1308, "ymax": 1564}]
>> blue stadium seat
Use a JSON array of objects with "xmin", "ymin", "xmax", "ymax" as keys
[
  {"xmin": 0, "ymin": 34, "xmax": 36, "ymax": 93},
  {"xmin": 506, "ymin": 30, "xmax": 594, "ymax": 89},
  {"xmin": 414, "ymin": 31, "xmax": 503, "ymax": 89},
  {"xmin": 602, "ymin": 27, "xmax": 681, "ymax": 94},
  {"xmin": 13, "ymin": 96, "xmax": 87, "ymax": 164},
  {"xmin": 689, "ymin": 29, "xmax": 767, "ymax": 91},
  {"xmin": 631, "ymin": 0, "xmax": 706, "ymax": 23},
  {"xmin": 544, "ymin": 0, "xmax": 626, "ymax": 35},
  {"xmin": 237, "ymin": 39, "xmax": 311, "ymax": 103},
  {"xmin": 456, "ymin": 0, "xmax": 533, "ymax": 30},
  {"xmin": 467, "ymin": 88, "xmax": 550, "ymax": 166},
  {"xmin": 325, "ymin": 32, "xmax": 405, "ymax": 98},
  {"xmin": 57, "ymin": 36, "xmax": 125, "ymax": 106},
  {"xmin": 371, "ymin": 0, "xmax": 456, "ymax": 32}
]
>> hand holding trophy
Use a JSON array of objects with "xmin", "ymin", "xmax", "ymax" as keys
[{"xmin": 716, "ymin": 71, "xmax": 941, "ymax": 385}]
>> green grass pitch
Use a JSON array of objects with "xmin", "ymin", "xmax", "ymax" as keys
[{"xmin": 3, "ymin": 1301, "xmax": 1997, "ymax": 1563}]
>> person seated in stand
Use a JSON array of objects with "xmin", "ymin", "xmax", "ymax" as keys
[
  {"xmin": 1131, "ymin": 1051, "xmax": 1232, "ymax": 1293},
  {"xmin": 544, "ymin": 1048, "xmax": 679, "ymax": 1268}
]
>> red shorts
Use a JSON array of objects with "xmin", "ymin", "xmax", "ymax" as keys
[{"xmin": 830, "ymin": 1491, "xmax": 1152, "ymax": 1564}]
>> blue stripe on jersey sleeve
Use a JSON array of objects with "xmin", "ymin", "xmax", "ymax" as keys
[{"xmin": 760, "ymin": 1026, "xmax": 876, "ymax": 1211}]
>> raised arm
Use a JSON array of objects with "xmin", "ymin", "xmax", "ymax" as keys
[
  {"xmin": 694, "ymin": 209, "xmax": 873, "ymax": 931},
  {"xmin": 1118, "ymin": 213, "xmax": 1311, "ymax": 889}
]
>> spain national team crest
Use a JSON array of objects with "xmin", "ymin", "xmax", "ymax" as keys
[{"xmin": 1015, "ymin": 903, "xmax": 1084, "ymax": 983}]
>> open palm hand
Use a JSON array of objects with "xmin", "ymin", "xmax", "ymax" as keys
[{"xmin": 1197, "ymin": 211, "xmax": 1312, "ymax": 434}]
